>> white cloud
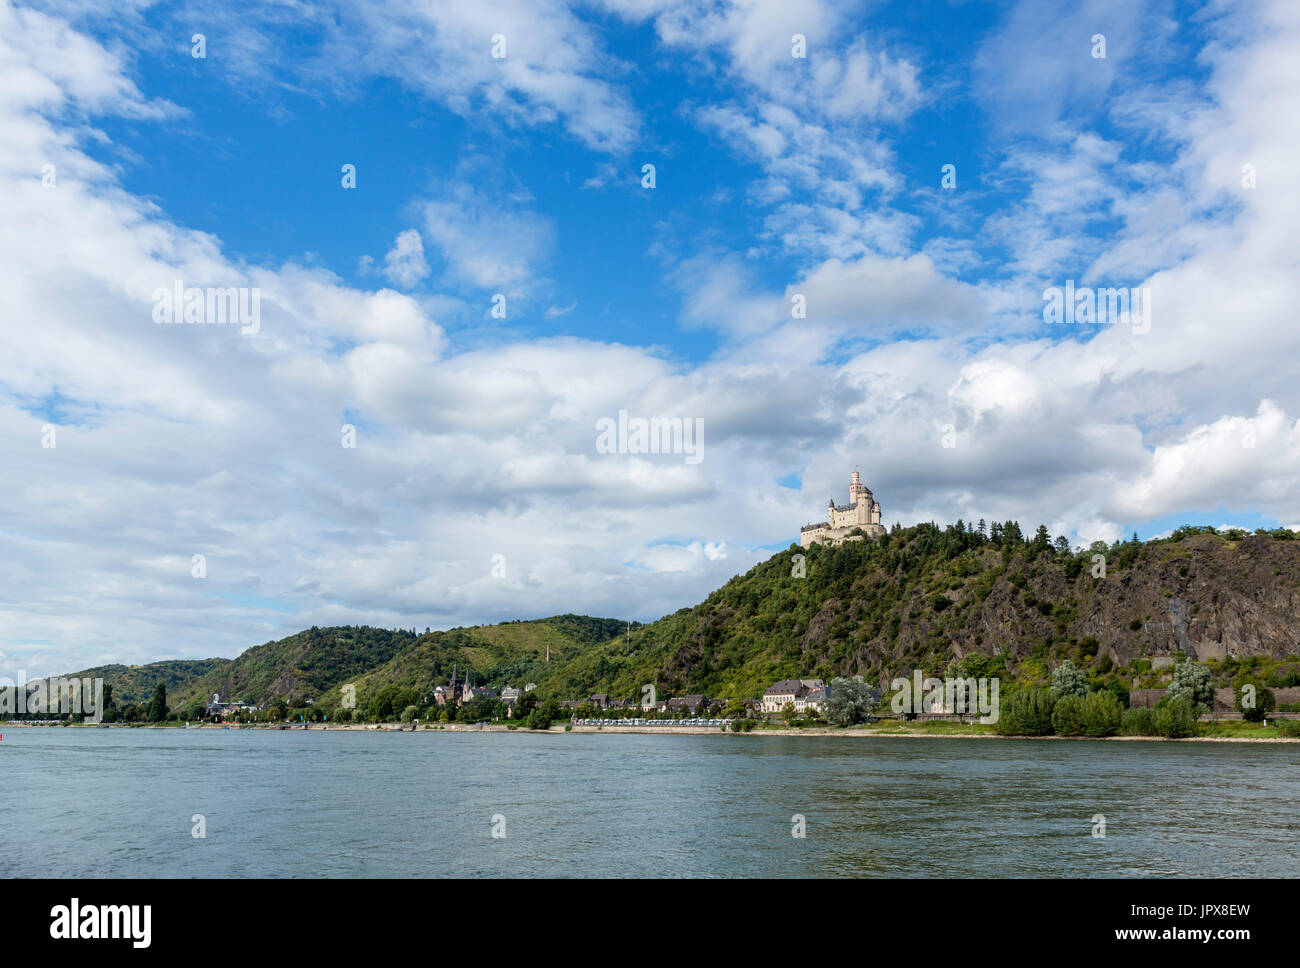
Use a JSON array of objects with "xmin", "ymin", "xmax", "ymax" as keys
[
  {"xmin": 5, "ymin": 0, "xmax": 1300, "ymax": 682},
  {"xmin": 381, "ymin": 229, "xmax": 429, "ymax": 289},
  {"xmin": 420, "ymin": 180, "xmax": 555, "ymax": 295}
]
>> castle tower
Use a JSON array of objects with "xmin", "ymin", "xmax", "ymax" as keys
[{"xmin": 849, "ymin": 470, "xmax": 867, "ymax": 506}]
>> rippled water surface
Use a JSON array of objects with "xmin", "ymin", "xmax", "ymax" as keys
[{"xmin": 3, "ymin": 728, "xmax": 1297, "ymax": 877}]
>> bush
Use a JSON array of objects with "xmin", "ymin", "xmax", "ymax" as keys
[
  {"xmin": 1079, "ymin": 691, "xmax": 1123, "ymax": 737},
  {"xmin": 1121, "ymin": 707, "xmax": 1157, "ymax": 736},
  {"xmin": 995, "ymin": 688, "xmax": 1056, "ymax": 736},
  {"xmin": 1154, "ymin": 697, "xmax": 1198, "ymax": 738},
  {"xmin": 1266, "ymin": 663, "xmax": 1300, "ymax": 688},
  {"xmin": 1051, "ymin": 695, "xmax": 1086, "ymax": 735},
  {"xmin": 1274, "ymin": 718, "xmax": 1300, "ymax": 738}
]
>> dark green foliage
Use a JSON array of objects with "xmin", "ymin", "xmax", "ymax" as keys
[
  {"xmin": 1154, "ymin": 697, "xmax": 1198, "ymax": 738},
  {"xmin": 1267, "ymin": 663, "xmax": 1300, "ymax": 688},
  {"xmin": 1121, "ymin": 707, "xmax": 1158, "ymax": 736},
  {"xmin": 173, "ymin": 625, "xmax": 417, "ymax": 708},
  {"xmin": 523, "ymin": 697, "xmax": 562, "ymax": 730},
  {"xmin": 538, "ymin": 614, "xmax": 636, "ymax": 645},
  {"xmin": 1050, "ymin": 687, "xmax": 1121, "ymax": 737},
  {"xmin": 1237, "ymin": 683, "xmax": 1275, "ymax": 722},
  {"xmin": 147, "ymin": 683, "xmax": 168, "ymax": 723},
  {"xmin": 1169, "ymin": 525, "xmax": 1219, "ymax": 541},
  {"xmin": 1079, "ymin": 691, "xmax": 1122, "ymax": 736},
  {"xmin": 60, "ymin": 659, "xmax": 226, "ymax": 707},
  {"xmin": 1051, "ymin": 694, "xmax": 1085, "ymax": 735},
  {"xmin": 995, "ymin": 687, "xmax": 1056, "ymax": 736}
]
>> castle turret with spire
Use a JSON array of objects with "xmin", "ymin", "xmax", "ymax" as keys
[{"xmin": 799, "ymin": 469, "xmax": 885, "ymax": 547}]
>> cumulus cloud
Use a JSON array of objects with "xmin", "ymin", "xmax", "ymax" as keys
[
  {"xmin": 4, "ymin": 0, "xmax": 1300, "ymax": 682},
  {"xmin": 380, "ymin": 229, "xmax": 430, "ymax": 289},
  {"xmin": 419, "ymin": 179, "xmax": 555, "ymax": 296}
]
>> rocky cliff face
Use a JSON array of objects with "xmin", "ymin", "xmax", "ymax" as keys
[{"xmin": 811, "ymin": 533, "xmax": 1300, "ymax": 674}]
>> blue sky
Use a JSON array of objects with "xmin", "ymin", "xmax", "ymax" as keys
[
  {"xmin": 84, "ymin": 0, "xmax": 1200, "ymax": 355},
  {"xmin": 2, "ymin": 0, "xmax": 1298, "ymax": 674}
]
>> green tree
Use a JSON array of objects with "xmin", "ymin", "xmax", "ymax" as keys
[
  {"xmin": 994, "ymin": 687, "xmax": 1055, "ymax": 735},
  {"xmin": 1154, "ymin": 696, "xmax": 1198, "ymax": 738},
  {"xmin": 1121, "ymin": 706, "xmax": 1157, "ymax": 736},
  {"xmin": 1051, "ymin": 695, "xmax": 1086, "ymax": 735},
  {"xmin": 1049, "ymin": 659, "xmax": 1087, "ymax": 699},
  {"xmin": 1168, "ymin": 659, "xmax": 1214, "ymax": 714},
  {"xmin": 1031, "ymin": 525, "xmax": 1052, "ymax": 555},
  {"xmin": 824, "ymin": 676, "xmax": 878, "ymax": 726},
  {"xmin": 1079, "ymin": 691, "xmax": 1122, "ymax": 737},
  {"xmin": 101, "ymin": 684, "xmax": 118, "ymax": 723},
  {"xmin": 147, "ymin": 683, "xmax": 168, "ymax": 723},
  {"xmin": 1237, "ymin": 683, "xmax": 1275, "ymax": 723}
]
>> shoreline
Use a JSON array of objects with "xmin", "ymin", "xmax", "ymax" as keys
[{"xmin": 7, "ymin": 721, "xmax": 1298, "ymax": 743}]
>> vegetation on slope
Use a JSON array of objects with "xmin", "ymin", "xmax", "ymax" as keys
[
  {"xmin": 167, "ymin": 625, "xmax": 417, "ymax": 709},
  {"xmin": 47, "ymin": 522, "xmax": 1300, "ymax": 723},
  {"xmin": 524, "ymin": 521, "xmax": 1300, "ymax": 704},
  {"xmin": 61, "ymin": 659, "xmax": 227, "ymax": 706}
]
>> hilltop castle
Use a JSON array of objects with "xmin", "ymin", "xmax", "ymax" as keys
[{"xmin": 800, "ymin": 470, "xmax": 886, "ymax": 547}]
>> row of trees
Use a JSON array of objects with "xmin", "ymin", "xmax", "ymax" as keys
[
  {"xmin": 83, "ymin": 684, "xmax": 178, "ymax": 723},
  {"xmin": 995, "ymin": 658, "xmax": 1217, "ymax": 738}
]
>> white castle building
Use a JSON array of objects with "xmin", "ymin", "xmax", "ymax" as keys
[{"xmin": 799, "ymin": 470, "xmax": 886, "ymax": 547}]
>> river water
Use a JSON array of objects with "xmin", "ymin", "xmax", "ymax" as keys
[{"xmin": 4, "ymin": 728, "xmax": 1296, "ymax": 877}]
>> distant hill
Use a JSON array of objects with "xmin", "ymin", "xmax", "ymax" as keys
[
  {"xmin": 166, "ymin": 625, "xmax": 418, "ymax": 709},
  {"xmin": 313, "ymin": 615, "xmax": 631, "ymax": 707},
  {"xmin": 63, "ymin": 659, "xmax": 227, "ymax": 706},
  {"xmin": 67, "ymin": 615, "xmax": 635, "ymax": 713}
]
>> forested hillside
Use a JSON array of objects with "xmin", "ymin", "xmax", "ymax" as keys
[
  {"xmin": 524, "ymin": 522, "xmax": 1300, "ymax": 703},
  {"xmin": 56, "ymin": 524, "xmax": 1300, "ymax": 719}
]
